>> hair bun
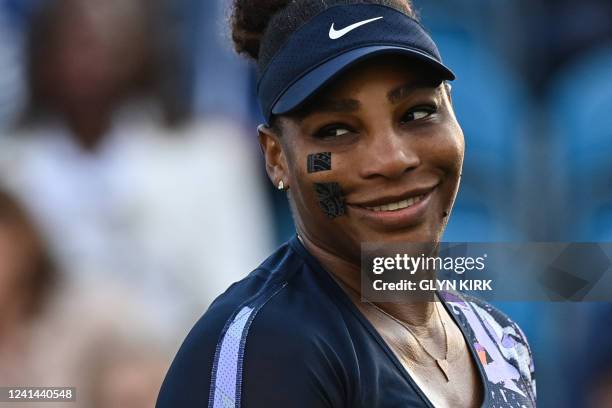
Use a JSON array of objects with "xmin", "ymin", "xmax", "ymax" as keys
[{"xmin": 231, "ymin": 0, "xmax": 290, "ymax": 61}]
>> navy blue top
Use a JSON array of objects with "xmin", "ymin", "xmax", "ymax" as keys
[{"xmin": 157, "ymin": 236, "xmax": 536, "ymax": 408}]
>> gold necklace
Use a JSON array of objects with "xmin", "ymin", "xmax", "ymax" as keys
[
  {"xmin": 370, "ymin": 301, "xmax": 451, "ymax": 382},
  {"xmin": 300, "ymin": 245, "xmax": 452, "ymax": 381}
]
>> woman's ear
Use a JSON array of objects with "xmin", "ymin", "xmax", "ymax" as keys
[
  {"xmin": 258, "ymin": 124, "xmax": 289, "ymax": 190},
  {"xmin": 444, "ymin": 82, "xmax": 453, "ymax": 103}
]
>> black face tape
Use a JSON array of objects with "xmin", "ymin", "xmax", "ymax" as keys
[
  {"xmin": 314, "ymin": 182, "xmax": 346, "ymax": 219},
  {"xmin": 307, "ymin": 152, "xmax": 332, "ymax": 173}
]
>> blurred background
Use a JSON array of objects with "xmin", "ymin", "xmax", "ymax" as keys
[{"xmin": 0, "ymin": 0, "xmax": 610, "ymax": 407}]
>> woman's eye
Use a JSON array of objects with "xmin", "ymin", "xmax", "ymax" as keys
[
  {"xmin": 401, "ymin": 106, "xmax": 436, "ymax": 123},
  {"xmin": 314, "ymin": 125, "xmax": 352, "ymax": 139}
]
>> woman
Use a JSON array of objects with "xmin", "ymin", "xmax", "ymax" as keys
[
  {"xmin": 0, "ymin": 188, "xmax": 171, "ymax": 407},
  {"xmin": 157, "ymin": 0, "xmax": 536, "ymax": 407}
]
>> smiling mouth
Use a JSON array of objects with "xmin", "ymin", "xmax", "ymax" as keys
[
  {"xmin": 361, "ymin": 194, "xmax": 428, "ymax": 212},
  {"xmin": 347, "ymin": 186, "xmax": 437, "ymax": 228}
]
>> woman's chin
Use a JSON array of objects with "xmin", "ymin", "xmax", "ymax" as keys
[{"xmin": 352, "ymin": 222, "xmax": 444, "ymax": 245}]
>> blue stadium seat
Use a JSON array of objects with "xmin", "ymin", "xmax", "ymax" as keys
[{"xmin": 548, "ymin": 46, "xmax": 612, "ymax": 241}]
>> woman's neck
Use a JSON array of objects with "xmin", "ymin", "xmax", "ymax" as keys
[
  {"xmin": 297, "ymin": 232, "xmax": 437, "ymax": 329},
  {"xmin": 65, "ymin": 109, "xmax": 112, "ymax": 152}
]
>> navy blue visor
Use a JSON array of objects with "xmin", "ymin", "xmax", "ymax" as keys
[{"xmin": 256, "ymin": 4, "xmax": 455, "ymax": 123}]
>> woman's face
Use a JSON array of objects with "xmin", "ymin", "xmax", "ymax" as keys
[
  {"xmin": 262, "ymin": 56, "xmax": 464, "ymax": 260},
  {"xmin": 39, "ymin": 0, "xmax": 148, "ymax": 110}
]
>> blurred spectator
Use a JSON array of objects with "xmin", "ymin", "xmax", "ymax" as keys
[
  {"xmin": 80, "ymin": 328, "xmax": 171, "ymax": 408},
  {"xmin": 0, "ymin": 0, "xmax": 273, "ymax": 334},
  {"xmin": 0, "ymin": 189, "xmax": 57, "ymax": 385},
  {"xmin": 0, "ymin": 187, "xmax": 176, "ymax": 407}
]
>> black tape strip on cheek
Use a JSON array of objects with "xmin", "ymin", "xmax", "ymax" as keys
[
  {"xmin": 307, "ymin": 152, "xmax": 332, "ymax": 173},
  {"xmin": 314, "ymin": 182, "xmax": 346, "ymax": 219}
]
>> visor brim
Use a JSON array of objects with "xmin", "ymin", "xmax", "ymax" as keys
[{"xmin": 270, "ymin": 45, "xmax": 455, "ymax": 118}]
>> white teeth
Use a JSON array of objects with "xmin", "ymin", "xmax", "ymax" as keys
[{"xmin": 364, "ymin": 194, "xmax": 426, "ymax": 212}]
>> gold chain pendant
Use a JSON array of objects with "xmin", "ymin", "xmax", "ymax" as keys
[{"xmin": 436, "ymin": 359, "xmax": 450, "ymax": 382}]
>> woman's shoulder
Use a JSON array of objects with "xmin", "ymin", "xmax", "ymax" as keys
[
  {"xmin": 157, "ymin": 244, "xmax": 350, "ymax": 407},
  {"xmin": 442, "ymin": 291, "xmax": 534, "ymax": 360},
  {"xmin": 441, "ymin": 291, "xmax": 530, "ymax": 338},
  {"xmin": 176, "ymin": 238, "xmax": 344, "ymax": 345},
  {"xmin": 440, "ymin": 291, "xmax": 537, "ymax": 402},
  {"xmin": 446, "ymin": 293, "xmax": 519, "ymax": 325},
  {"xmin": 188, "ymin": 258, "xmax": 349, "ymax": 357}
]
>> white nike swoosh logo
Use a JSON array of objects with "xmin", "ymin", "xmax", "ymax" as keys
[{"xmin": 328, "ymin": 16, "xmax": 383, "ymax": 40}]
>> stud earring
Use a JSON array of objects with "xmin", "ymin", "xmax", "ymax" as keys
[{"xmin": 277, "ymin": 180, "xmax": 285, "ymax": 191}]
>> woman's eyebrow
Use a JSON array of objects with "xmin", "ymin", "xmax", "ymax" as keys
[
  {"xmin": 387, "ymin": 79, "xmax": 441, "ymax": 104},
  {"xmin": 295, "ymin": 98, "xmax": 361, "ymax": 119},
  {"xmin": 315, "ymin": 98, "xmax": 361, "ymax": 113}
]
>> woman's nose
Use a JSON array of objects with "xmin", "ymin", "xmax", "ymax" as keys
[{"xmin": 358, "ymin": 128, "xmax": 421, "ymax": 180}]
